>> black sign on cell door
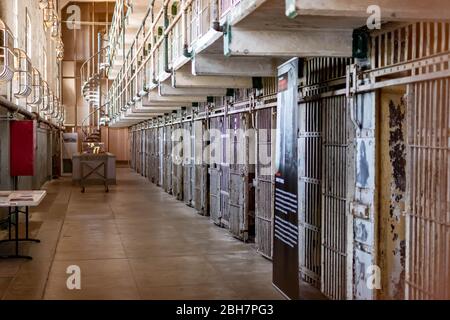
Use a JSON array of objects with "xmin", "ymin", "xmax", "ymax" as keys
[{"xmin": 273, "ymin": 58, "xmax": 299, "ymax": 300}]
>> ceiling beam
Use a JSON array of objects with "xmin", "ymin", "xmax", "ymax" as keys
[
  {"xmin": 224, "ymin": 27, "xmax": 352, "ymax": 57},
  {"xmin": 192, "ymin": 54, "xmax": 279, "ymax": 77}
]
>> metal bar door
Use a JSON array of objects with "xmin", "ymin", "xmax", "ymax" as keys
[
  {"xmin": 406, "ymin": 79, "xmax": 450, "ymax": 300},
  {"xmin": 255, "ymin": 107, "xmax": 276, "ymax": 258},
  {"xmin": 209, "ymin": 116, "xmax": 222, "ymax": 224}
]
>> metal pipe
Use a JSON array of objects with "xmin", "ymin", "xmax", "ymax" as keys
[{"xmin": 0, "ymin": 96, "xmax": 63, "ymax": 131}]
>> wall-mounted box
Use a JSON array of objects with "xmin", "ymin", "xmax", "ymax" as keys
[{"xmin": 10, "ymin": 120, "xmax": 36, "ymax": 176}]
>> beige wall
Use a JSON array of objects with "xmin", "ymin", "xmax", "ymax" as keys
[{"xmin": 101, "ymin": 127, "xmax": 130, "ymax": 162}]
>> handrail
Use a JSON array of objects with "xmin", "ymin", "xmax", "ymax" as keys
[
  {"xmin": 80, "ymin": 46, "xmax": 110, "ymax": 95},
  {"xmin": 107, "ymin": 0, "xmax": 241, "ymax": 126}
]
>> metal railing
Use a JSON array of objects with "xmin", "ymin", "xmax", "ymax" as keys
[
  {"xmin": 80, "ymin": 46, "xmax": 110, "ymax": 98},
  {"xmin": 107, "ymin": 0, "xmax": 240, "ymax": 124}
]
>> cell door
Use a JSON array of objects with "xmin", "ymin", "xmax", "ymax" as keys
[
  {"xmin": 209, "ymin": 116, "xmax": 222, "ymax": 224},
  {"xmin": 406, "ymin": 79, "xmax": 450, "ymax": 299},
  {"xmin": 220, "ymin": 115, "xmax": 230, "ymax": 228},
  {"xmin": 255, "ymin": 107, "xmax": 276, "ymax": 259},
  {"xmin": 298, "ymin": 98, "xmax": 322, "ymax": 289},
  {"xmin": 194, "ymin": 119, "xmax": 209, "ymax": 215},
  {"xmin": 172, "ymin": 123, "xmax": 184, "ymax": 200},
  {"xmin": 152, "ymin": 128, "xmax": 159, "ymax": 185},
  {"xmin": 183, "ymin": 121, "xmax": 193, "ymax": 206},
  {"xmin": 190, "ymin": 121, "xmax": 196, "ymax": 208},
  {"xmin": 299, "ymin": 57, "xmax": 351, "ymax": 299},
  {"xmin": 158, "ymin": 127, "xmax": 164, "ymax": 187},
  {"xmin": 164, "ymin": 125, "xmax": 173, "ymax": 194},
  {"xmin": 229, "ymin": 112, "xmax": 254, "ymax": 241}
]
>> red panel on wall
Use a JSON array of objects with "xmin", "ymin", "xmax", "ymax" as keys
[{"xmin": 10, "ymin": 120, "xmax": 36, "ymax": 176}]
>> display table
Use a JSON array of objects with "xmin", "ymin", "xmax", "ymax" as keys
[
  {"xmin": 0, "ymin": 190, "xmax": 46, "ymax": 259},
  {"xmin": 72, "ymin": 152, "xmax": 116, "ymax": 192}
]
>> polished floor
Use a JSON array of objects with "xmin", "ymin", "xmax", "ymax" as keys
[{"xmin": 0, "ymin": 168, "xmax": 287, "ymax": 300}]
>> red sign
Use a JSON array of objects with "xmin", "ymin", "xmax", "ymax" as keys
[{"xmin": 10, "ymin": 120, "xmax": 36, "ymax": 176}]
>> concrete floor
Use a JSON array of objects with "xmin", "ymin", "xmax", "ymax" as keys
[{"xmin": 0, "ymin": 168, "xmax": 287, "ymax": 300}]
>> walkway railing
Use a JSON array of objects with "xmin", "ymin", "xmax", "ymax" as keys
[{"xmin": 106, "ymin": 0, "xmax": 241, "ymax": 124}]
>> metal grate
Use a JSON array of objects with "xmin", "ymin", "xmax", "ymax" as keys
[{"xmin": 406, "ymin": 78, "xmax": 450, "ymax": 300}]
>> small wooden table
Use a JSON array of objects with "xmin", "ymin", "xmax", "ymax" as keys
[{"xmin": 0, "ymin": 191, "xmax": 46, "ymax": 259}]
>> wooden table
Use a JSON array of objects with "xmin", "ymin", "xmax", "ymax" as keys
[{"xmin": 0, "ymin": 191, "xmax": 46, "ymax": 259}]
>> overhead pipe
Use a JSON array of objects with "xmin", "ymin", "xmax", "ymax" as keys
[{"xmin": 0, "ymin": 96, "xmax": 63, "ymax": 131}]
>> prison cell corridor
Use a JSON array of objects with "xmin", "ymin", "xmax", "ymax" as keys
[{"xmin": 0, "ymin": 168, "xmax": 322, "ymax": 300}]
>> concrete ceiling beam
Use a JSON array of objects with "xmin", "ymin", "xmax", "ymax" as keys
[
  {"xmin": 224, "ymin": 27, "xmax": 352, "ymax": 57},
  {"xmin": 291, "ymin": 0, "xmax": 450, "ymax": 21},
  {"xmin": 158, "ymin": 83, "xmax": 227, "ymax": 97},
  {"xmin": 192, "ymin": 54, "xmax": 279, "ymax": 77},
  {"xmin": 146, "ymin": 91, "xmax": 207, "ymax": 103},
  {"xmin": 172, "ymin": 65, "xmax": 253, "ymax": 89}
]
